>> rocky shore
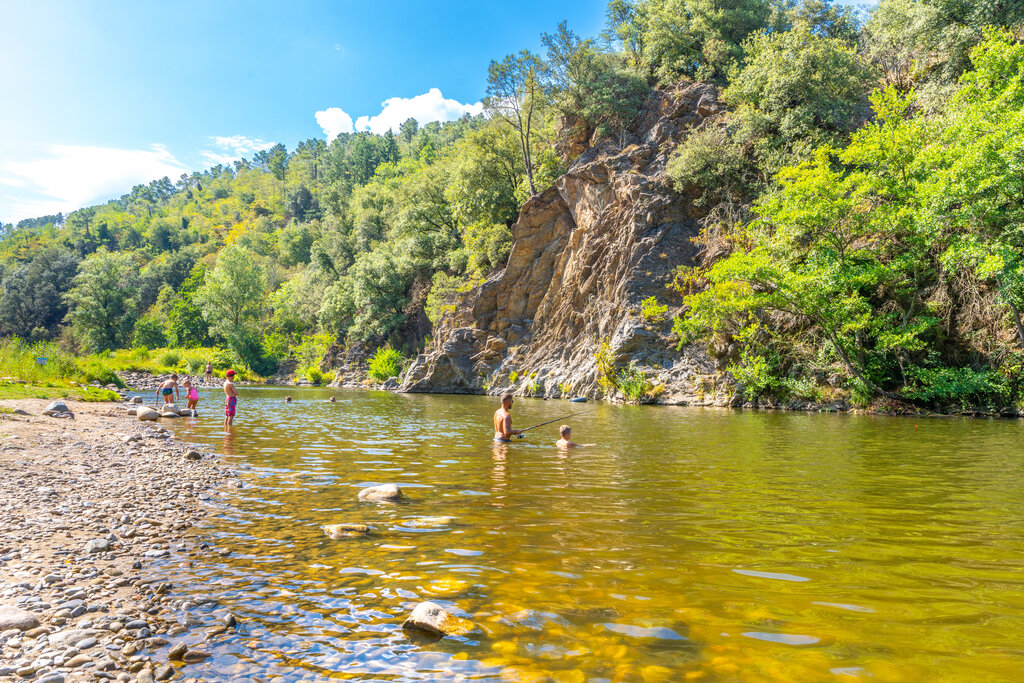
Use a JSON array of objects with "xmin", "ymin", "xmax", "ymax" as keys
[{"xmin": 0, "ymin": 399, "xmax": 239, "ymax": 683}]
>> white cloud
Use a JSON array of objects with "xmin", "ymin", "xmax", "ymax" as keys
[
  {"xmin": 200, "ymin": 135, "xmax": 274, "ymax": 166},
  {"xmin": 356, "ymin": 88, "xmax": 484, "ymax": 135},
  {"xmin": 1, "ymin": 144, "xmax": 188, "ymax": 222},
  {"xmin": 315, "ymin": 88, "xmax": 484, "ymax": 141},
  {"xmin": 315, "ymin": 107, "xmax": 355, "ymax": 141}
]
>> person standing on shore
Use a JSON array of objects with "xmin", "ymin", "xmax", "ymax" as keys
[
  {"xmin": 205, "ymin": 362, "xmax": 213, "ymax": 385},
  {"xmin": 223, "ymin": 369, "xmax": 238, "ymax": 429},
  {"xmin": 493, "ymin": 392, "xmax": 522, "ymax": 443}
]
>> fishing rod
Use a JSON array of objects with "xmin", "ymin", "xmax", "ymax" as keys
[{"xmin": 517, "ymin": 406, "xmax": 600, "ymax": 438}]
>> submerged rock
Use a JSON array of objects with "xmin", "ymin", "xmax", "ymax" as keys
[
  {"xmin": 322, "ymin": 523, "xmax": 372, "ymax": 538},
  {"xmin": 403, "ymin": 516, "xmax": 454, "ymax": 528},
  {"xmin": 402, "ymin": 601, "xmax": 473, "ymax": 637},
  {"xmin": 358, "ymin": 484, "xmax": 403, "ymax": 502},
  {"xmin": 0, "ymin": 605, "xmax": 40, "ymax": 631}
]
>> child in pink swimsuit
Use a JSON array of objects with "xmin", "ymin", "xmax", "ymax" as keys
[{"xmin": 183, "ymin": 379, "xmax": 200, "ymax": 413}]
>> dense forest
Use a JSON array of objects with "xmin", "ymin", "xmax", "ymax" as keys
[{"xmin": 2, "ymin": 0, "xmax": 1023, "ymax": 407}]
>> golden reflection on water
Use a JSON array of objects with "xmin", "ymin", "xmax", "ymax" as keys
[{"xmin": 166, "ymin": 387, "xmax": 1024, "ymax": 681}]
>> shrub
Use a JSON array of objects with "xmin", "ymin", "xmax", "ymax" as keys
[
  {"xmin": 158, "ymin": 350, "xmax": 181, "ymax": 368},
  {"xmin": 640, "ymin": 296, "xmax": 669, "ymax": 323},
  {"xmin": 367, "ymin": 347, "xmax": 403, "ymax": 383},
  {"xmin": 617, "ymin": 362, "xmax": 652, "ymax": 403},
  {"xmin": 594, "ymin": 337, "xmax": 617, "ymax": 393},
  {"xmin": 184, "ymin": 354, "xmax": 205, "ymax": 375},
  {"xmin": 298, "ymin": 364, "xmax": 325, "ymax": 385}
]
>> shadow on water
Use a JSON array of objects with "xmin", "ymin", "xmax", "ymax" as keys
[{"xmin": 160, "ymin": 386, "xmax": 1024, "ymax": 681}]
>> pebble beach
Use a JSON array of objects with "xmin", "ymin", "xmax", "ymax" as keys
[{"xmin": 0, "ymin": 398, "xmax": 239, "ymax": 683}]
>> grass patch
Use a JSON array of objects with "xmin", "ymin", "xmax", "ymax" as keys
[{"xmin": 0, "ymin": 380, "xmax": 120, "ymax": 402}]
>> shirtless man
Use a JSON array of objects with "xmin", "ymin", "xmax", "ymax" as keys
[
  {"xmin": 223, "ymin": 369, "xmax": 238, "ymax": 429},
  {"xmin": 493, "ymin": 393, "xmax": 522, "ymax": 442}
]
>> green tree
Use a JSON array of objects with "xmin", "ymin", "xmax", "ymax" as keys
[
  {"xmin": 196, "ymin": 245, "xmax": 268, "ymax": 364},
  {"xmin": 725, "ymin": 25, "xmax": 876, "ymax": 166},
  {"xmin": 65, "ymin": 249, "xmax": 140, "ymax": 352},
  {"xmin": 486, "ymin": 50, "xmax": 545, "ymax": 196},
  {"xmin": 641, "ymin": 0, "xmax": 773, "ymax": 83}
]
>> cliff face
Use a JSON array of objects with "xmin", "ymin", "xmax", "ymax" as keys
[{"xmin": 401, "ymin": 82, "xmax": 740, "ymax": 405}]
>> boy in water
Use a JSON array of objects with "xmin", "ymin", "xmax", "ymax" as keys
[
  {"xmin": 493, "ymin": 392, "xmax": 522, "ymax": 442},
  {"xmin": 223, "ymin": 369, "xmax": 238, "ymax": 428},
  {"xmin": 156, "ymin": 375, "xmax": 179, "ymax": 405},
  {"xmin": 556, "ymin": 425, "xmax": 592, "ymax": 448},
  {"xmin": 556, "ymin": 425, "xmax": 578, "ymax": 448}
]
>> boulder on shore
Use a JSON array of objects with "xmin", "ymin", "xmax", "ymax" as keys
[
  {"xmin": 130, "ymin": 396, "xmax": 143, "ymax": 404},
  {"xmin": 358, "ymin": 484, "xmax": 403, "ymax": 502},
  {"xmin": 136, "ymin": 406, "xmax": 159, "ymax": 421},
  {"xmin": 322, "ymin": 523, "xmax": 372, "ymax": 539},
  {"xmin": 402, "ymin": 601, "xmax": 473, "ymax": 637},
  {"xmin": 42, "ymin": 400, "xmax": 69, "ymax": 416},
  {"xmin": 0, "ymin": 605, "xmax": 40, "ymax": 632}
]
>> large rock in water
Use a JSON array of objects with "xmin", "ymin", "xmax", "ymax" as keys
[
  {"xmin": 402, "ymin": 601, "xmax": 473, "ymax": 637},
  {"xmin": 357, "ymin": 484, "xmax": 403, "ymax": 502},
  {"xmin": 400, "ymin": 82, "xmax": 729, "ymax": 405},
  {"xmin": 136, "ymin": 406, "xmax": 159, "ymax": 421},
  {"xmin": 0, "ymin": 605, "xmax": 40, "ymax": 631}
]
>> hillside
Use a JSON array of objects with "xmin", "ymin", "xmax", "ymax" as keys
[{"xmin": 2, "ymin": 0, "xmax": 1024, "ymax": 412}]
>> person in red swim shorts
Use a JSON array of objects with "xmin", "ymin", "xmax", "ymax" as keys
[{"xmin": 223, "ymin": 369, "xmax": 238, "ymax": 429}]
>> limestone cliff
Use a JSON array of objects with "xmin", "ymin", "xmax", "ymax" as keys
[{"xmin": 400, "ymin": 82, "xmax": 739, "ymax": 405}]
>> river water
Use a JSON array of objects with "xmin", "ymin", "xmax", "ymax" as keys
[{"xmin": 165, "ymin": 386, "xmax": 1024, "ymax": 681}]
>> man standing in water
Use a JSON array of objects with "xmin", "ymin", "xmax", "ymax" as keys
[
  {"xmin": 223, "ymin": 369, "xmax": 238, "ymax": 429},
  {"xmin": 493, "ymin": 392, "xmax": 523, "ymax": 442}
]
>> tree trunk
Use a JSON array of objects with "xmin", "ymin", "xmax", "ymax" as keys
[
  {"xmin": 822, "ymin": 328, "xmax": 904, "ymax": 401},
  {"xmin": 1007, "ymin": 298, "xmax": 1024, "ymax": 349},
  {"xmin": 519, "ymin": 133, "xmax": 536, "ymax": 196}
]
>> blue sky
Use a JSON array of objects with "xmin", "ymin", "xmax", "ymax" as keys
[{"xmin": 0, "ymin": 0, "xmax": 864, "ymax": 223}]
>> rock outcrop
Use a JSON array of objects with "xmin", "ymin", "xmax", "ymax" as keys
[{"xmin": 401, "ymin": 82, "xmax": 736, "ymax": 405}]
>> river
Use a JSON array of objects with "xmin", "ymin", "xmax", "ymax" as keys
[{"xmin": 164, "ymin": 386, "xmax": 1024, "ymax": 681}]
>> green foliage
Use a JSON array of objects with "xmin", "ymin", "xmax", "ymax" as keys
[
  {"xmin": 0, "ymin": 338, "xmax": 124, "ymax": 390},
  {"xmin": 635, "ymin": 0, "xmax": 773, "ymax": 83},
  {"xmin": 724, "ymin": 24, "xmax": 876, "ymax": 162},
  {"xmin": 902, "ymin": 366, "xmax": 1008, "ymax": 408},
  {"xmin": 542, "ymin": 21, "xmax": 650, "ymax": 140},
  {"xmin": 367, "ymin": 346, "xmax": 404, "ymax": 382},
  {"xmin": 196, "ymin": 245, "xmax": 270, "ymax": 369},
  {"xmin": 132, "ymin": 316, "xmax": 166, "ymax": 349},
  {"xmin": 617, "ymin": 362, "xmax": 653, "ymax": 403},
  {"xmin": 299, "ymin": 364, "xmax": 326, "ymax": 384},
  {"xmin": 863, "ymin": 0, "xmax": 1024, "ymax": 107},
  {"xmin": 640, "ymin": 295, "xmax": 669, "ymax": 323},
  {"xmin": 594, "ymin": 337, "xmax": 618, "ymax": 393},
  {"xmin": 65, "ymin": 249, "xmax": 140, "ymax": 352},
  {"xmin": 158, "ymin": 350, "xmax": 181, "ymax": 367},
  {"xmin": 667, "ymin": 125, "xmax": 757, "ymax": 206},
  {"xmin": 674, "ymin": 30, "xmax": 1024, "ymax": 408}
]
